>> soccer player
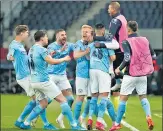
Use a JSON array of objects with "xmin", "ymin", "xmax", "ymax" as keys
[
  {"xmin": 20, "ymin": 30, "xmax": 82, "ymax": 130},
  {"xmin": 109, "ymin": 21, "xmax": 155, "ymax": 131},
  {"xmin": 47, "ymin": 29, "xmax": 74, "ymax": 128},
  {"xmin": 95, "ymin": 1, "xmax": 128, "ymax": 113},
  {"xmin": 73, "ymin": 25, "xmax": 93, "ymax": 128},
  {"xmin": 7, "ymin": 25, "xmax": 52, "ymax": 130},
  {"xmin": 87, "ymin": 23, "xmax": 116, "ymax": 130}
]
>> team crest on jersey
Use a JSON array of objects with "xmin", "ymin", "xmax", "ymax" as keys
[
  {"xmin": 112, "ymin": 19, "xmax": 117, "ymax": 24},
  {"xmin": 78, "ymin": 89, "xmax": 83, "ymax": 93}
]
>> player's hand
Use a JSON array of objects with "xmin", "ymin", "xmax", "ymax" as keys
[
  {"xmin": 85, "ymin": 48, "xmax": 90, "ymax": 53},
  {"xmin": 50, "ymin": 51, "xmax": 56, "ymax": 56},
  {"xmin": 94, "ymin": 42, "xmax": 101, "ymax": 48},
  {"xmin": 9, "ymin": 55, "xmax": 14, "ymax": 61},
  {"xmin": 63, "ymin": 55, "xmax": 71, "ymax": 62},
  {"xmin": 115, "ymin": 67, "xmax": 120, "ymax": 75}
]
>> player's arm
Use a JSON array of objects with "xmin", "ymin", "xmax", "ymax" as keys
[
  {"xmin": 109, "ymin": 49, "xmax": 116, "ymax": 62},
  {"xmin": 44, "ymin": 55, "xmax": 71, "ymax": 64},
  {"xmin": 149, "ymin": 43, "xmax": 156, "ymax": 59},
  {"xmin": 73, "ymin": 43, "xmax": 91, "ymax": 59},
  {"xmin": 7, "ymin": 47, "xmax": 15, "ymax": 61},
  {"xmin": 118, "ymin": 40, "xmax": 131, "ymax": 71},
  {"xmin": 94, "ymin": 39, "xmax": 119, "ymax": 49},
  {"xmin": 73, "ymin": 48, "xmax": 90, "ymax": 59},
  {"xmin": 42, "ymin": 48, "xmax": 71, "ymax": 64}
]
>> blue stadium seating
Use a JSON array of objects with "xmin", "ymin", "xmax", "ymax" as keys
[{"xmin": 10, "ymin": 1, "xmax": 94, "ymax": 30}]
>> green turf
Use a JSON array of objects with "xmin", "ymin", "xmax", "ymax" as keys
[{"xmin": 1, "ymin": 94, "xmax": 162, "ymax": 131}]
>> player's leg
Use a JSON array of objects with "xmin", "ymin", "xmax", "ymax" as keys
[
  {"xmin": 56, "ymin": 75, "xmax": 74, "ymax": 128},
  {"xmin": 110, "ymin": 75, "xmax": 135, "ymax": 131},
  {"xmin": 78, "ymin": 79, "xmax": 91, "ymax": 128},
  {"xmin": 107, "ymin": 92, "xmax": 116, "ymax": 125},
  {"xmin": 21, "ymin": 90, "xmax": 49, "ymax": 130},
  {"xmin": 15, "ymin": 77, "xmax": 36, "ymax": 128},
  {"xmin": 96, "ymin": 70, "xmax": 115, "ymax": 130},
  {"xmin": 136, "ymin": 76, "xmax": 154, "ymax": 130},
  {"xmin": 74, "ymin": 77, "xmax": 88, "ymax": 124},
  {"xmin": 87, "ymin": 69, "xmax": 99, "ymax": 130}
]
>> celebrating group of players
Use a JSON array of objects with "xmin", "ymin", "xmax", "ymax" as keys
[{"xmin": 7, "ymin": 2, "xmax": 155, "ymax": 131}]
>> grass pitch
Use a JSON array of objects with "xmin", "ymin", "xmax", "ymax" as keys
[{"xmin": 1, "ymin": 94, "xmax": 162, "ymax": 131}]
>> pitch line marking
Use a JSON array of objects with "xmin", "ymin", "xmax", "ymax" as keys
[
  {"xmin": 105, "ymin": 110, "xmax": 140, "ymax": 131},
  {"xmin": 154, "ymin": 113, "xmax": 162, "ymax": 118}
]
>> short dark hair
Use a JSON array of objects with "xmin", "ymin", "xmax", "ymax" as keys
[
  {"xmin": 55, "ymin": 29, "xmax": 65, "ymax": 36},
  {"xmin": 15, "ymin": 25, "xmax": 29, "ymax": 35},
  {"xmin": 128, "ymin": 21, "xmax": 138, "ymax": 32},
  {"xmin": 95, "ymin": 23, "xmax": 105, "ymax": 29},
  {"xmin": 34, "ymin": 30, "xmax": 47, "ymax": 42}
]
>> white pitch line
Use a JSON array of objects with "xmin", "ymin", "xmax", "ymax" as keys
[
  {"xmin": 105, "ymin": 111, "xmax": 140, "ymax": 131},
  {"xmin": 154, "ymin": 113, "xmax": 162, "ymax": 118}
]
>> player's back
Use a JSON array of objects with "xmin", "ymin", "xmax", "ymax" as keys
[
  {"xmin": 7, "ymin": 40, "xmax": 30, "ymax": 80},
  {"xmin": 47, "ymin": 42, "xmax": 74, "ymax": 75},
  {"xmin": 75, "ymin": 40, "xmax": 90, "ymax": 78},
  {"xmin": 90, "ymin": 41, "xmax": 115, "ymax": 73},
  {"xmin": 28, "ymin": 44, "xmax": 49, "ymax": 83}
]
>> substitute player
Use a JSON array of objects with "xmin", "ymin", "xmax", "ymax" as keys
[
  {"xmin": 47, "ymin": 29, "xmax": 74, "ymax": 128},
  {"xmin": 94, "ymin": 2, "xmax": 128, "ymax": 113},
  {"xmin": 20, "ymin": 30, "xmax": 83, "ymax": 130},
  {"xmin": 109, "ymin": 21, "xmax": 155, "ymax": 131},
  {"xmin": 7, "ymin": 25, "xmax": 52, "ymax": 130},
  {"xmin": 87, "ymin": 23, "xmax": 116, "ymax": 130}
]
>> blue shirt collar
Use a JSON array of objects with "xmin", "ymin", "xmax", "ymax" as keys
[
  {"xmin": 112, "ymin": 12, "xmax": 121, "ymax": 18},
  {"xmin": 128, "ymin": 33, "xmax": 139, "ymax": 38}
]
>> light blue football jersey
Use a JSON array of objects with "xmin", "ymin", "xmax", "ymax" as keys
[
  {"xmin": 7, "ymin": 40, "xmax": 30, "ymax": 80},
  {"xmin": 89, "ymin": 41, "xmax": 115, "ymax": 73},
  {"xmin": 74, "ymin": 40, "xmax": 90, "ymax": 78},
  {"xmin": 28, "ymin": 44, "xmax": 49, "ymax": 83},
  {"xmin": 47, "ymin": 42, "xmax": 74, "ymax": 75}
]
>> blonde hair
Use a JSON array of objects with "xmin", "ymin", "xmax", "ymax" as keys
[{"xmin": 81, "ymin": 25, "xmax": 93, "ymax": 30}]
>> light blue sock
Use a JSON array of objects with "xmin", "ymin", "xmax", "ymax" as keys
[
  {"xmin": 94, "ymin": 103, "xmax": 99, "ymax": 117},
  {"xmin": 116, "ymin": 79, "xmax": 121, "ymax": 85},
  {"xmin": 17, "ymin": 100, "xmax": 36, "ymax": 122},
  {"xmin": 26, "ymin": 104, "xmax": 44, "ymax": 123},
  {"xmin": 61, "ymin": 102, "xmax": 76, "ymax": 126},
  {"xmin": 66, "ymin": 95, "xmax": 74, "ymax": 108},
  {"xmin": 98, "ymin": 98, "xmax": 108, "ymax": 118},
  {"xmin": 89, "ymin": 97, "xmax": 98, "ymax": 118},
  {"xmin": 39, "ymin": 98, "xmax": 52, "ymax": 126},
  {"xmin": 74, "ymin": 101, "xmax": 83, "ymax": 121},
  {"xmin": 40, "ymin": 109, "xmax": 49, "ymax": 126},
  {"xmin": 107, "ymin": 99, "xmax": 116, "ymax": 122},
  {"xmin": 116, "ymin": 101, "xmax": 126, "ymax": 124},
  {"xmin": 82, "ymin": 98, "xmax": 91, "ymax": 118},
  {"xmin": 141, "ymin": 98, "xmax": 151, "ymax": 117}
]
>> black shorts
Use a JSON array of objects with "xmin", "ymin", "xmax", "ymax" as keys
[{"xmin": 113, "ymin": 52, "xmax": 124, "ymax": 79}]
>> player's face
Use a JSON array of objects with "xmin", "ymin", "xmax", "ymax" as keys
[
  {"xmin": 81, "ymin": 28, "xmax": 93, "ymax": 42},
  {"xmin": 41, "ymin": 34, "xmax": 48, "ymax": 46},
  {"xmin": 57, "ymin": 31, "xmax": 67, "ymax": 45},
  {"xmin": 108, "ymin": 5, "xmax": 115, "ymax": 16},
  {"xmin": 21, "ymin": 31, "xmax": 29, "ymax": 41},
  {"xmin": 127, "ymin": 26, "xmax": 132, "ymax": 35}
]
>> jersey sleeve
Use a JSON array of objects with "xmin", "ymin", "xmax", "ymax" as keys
[
  {"xmin": 7, "ymin": 45, "xmax": 15, "ymax": 60},
  {"xmin": 40, "ymin": 47, "xmax": 49, "ymax": 60},
  {"xmin": 109, "ymin": 18, "xmax": 122, "ymax": 36},
  {"xmin": 108, "ymin": 49, "xmax": 115, "ymax": 56}
]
